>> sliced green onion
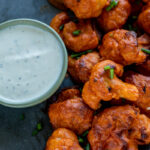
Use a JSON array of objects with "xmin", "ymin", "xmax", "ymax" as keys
[
  {"xmin": 82, "ymin": 130, "xmax": 89, "ymax": 137},
  {"xmin": 59, "ymin": 24, "xmax": 64, "ymax": 31},
  {"xmin": 104, "ymin": 65, "xmax": 111, "ymax": 71},
  {"xmin": 78, "ymin": 137, "xmax": 84, "ymax": 143},
  {"xmin": 141, "ymin": 48, "xmax": 150, "ymax": 54},
  {"xmin": 106, "ymin": 0, "xmax": 119, "ymax": 11},
  {"xmin": 104, "ymin": 65, "xmax": 114, "ymax": 79},
  {"xmin": 73, "ymin": 30, "xmax": 81, "ymax": 36},
  {"xmin": 37, "ymin": 123, "xmax": 42, "ymax": 131},
  {"xmin": 85, "ymin": 143, "xmax": 90, "ymax": 150},
  {"xmin": 110, "ymin": 68, "xmax": 114, "ymax": 79},
  {"xmin": 71, "ymin": 50, "xmax": 93, "ymax": 59}
]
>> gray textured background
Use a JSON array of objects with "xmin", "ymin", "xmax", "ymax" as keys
[
  {"xmin": 0, "ymin": 0, "xmax": 149, "ymax": 150},
  {"xmin": 0, "ymin": 0, "xmax": 74, "ymax": 149}
]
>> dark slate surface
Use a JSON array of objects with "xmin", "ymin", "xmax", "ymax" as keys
[
  {"xmin": 0, "ymin": 0, "xmax": 74, "ymax": 150},
  {"xmin": 0, "ymin": 0, "xmax": 149, "ymax": 150}
]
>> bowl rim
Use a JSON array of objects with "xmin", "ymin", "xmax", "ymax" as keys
[{"xmin": 0, "ymin": 18, "xmax": 68, "ymax": 108}]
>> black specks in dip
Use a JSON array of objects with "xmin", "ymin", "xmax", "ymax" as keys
[{"xmin": 0, "ymin": 24, "xmax": 63, "ymax": 101}]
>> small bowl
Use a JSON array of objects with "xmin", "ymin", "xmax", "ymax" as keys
[{"xmin": 0, "ymin": 19, "xmax": 68, "ymax": 108}]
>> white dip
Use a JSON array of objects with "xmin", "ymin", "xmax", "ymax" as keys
[{"xmin": 0, "ymin": 24, "xmax": 63, "ymax": 103}]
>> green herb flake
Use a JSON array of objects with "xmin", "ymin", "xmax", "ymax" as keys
[
  {"xmin": 78, "ymin": 137, "xmax": 84, "ymax": 143},
  {"xmin": 110, "ymin": 68, "xmax": 114, "ymax": 79},
  {"xmin": 85, "ymin": 143, "xmax": 90, "ymax": 150},
  {"xmin": 106, "ymin": 0, "xmax": 119, "ymax": 11},
  {"xmin": 59, "ymin": 24, "xmax": 64, "ymax": 31},
  {"xmin": 132, "ymin": 16, "xmax": 137, "ymax": 19},
  {"xmin": 37, "ymin": 123, "xmax": 42, "ymax": 131},
  {"xmin": 72, "ymin": 30, "xmax": 81, "ymax": 36},
  {"xmin": 32, "ymin": 129, "xmax": 38, "ymax": 136},
  {"xmin": 136, "ymin": 0, "xmax": 141, "ymax": 5},
  {"xmin": 104, "ymin": 65, "xmax": 115, "ymax": 79},
  {"xmin": 71, "ymin": 50, "xmax": 93, "ymax": 59},
  {"xmin": 82, "ymin": 130, "xmax": 89, "ymax": 137},
  {"xmin": 20, "ymin": 113, "xmax": 25, "ymax": 120},
  {"xmin": 128, "ymin": 24, "xmax": 138, "ymax": 32},
  {"xmin": 141, "ymin": 48, "xmax": 150, "ymax": 54},
  {"xmin": 109, "ymin": 33, "xmax": 113, "ymax": 37},
  {"xmin": 104, "ymin": 65, "xmax": 111, "ymax": 71}
]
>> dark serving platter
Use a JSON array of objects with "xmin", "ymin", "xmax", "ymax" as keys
[{"xmin": 0, "ymin": 0, "xmax": 149, "ymax": 150}]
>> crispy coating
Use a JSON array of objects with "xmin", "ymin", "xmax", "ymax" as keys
[
  {"xmin": 136, "ymin": 34, "xmax": 150, "ymax": 75},
  {"xmin": 45, "ymin": 128, "xmax": 83, "ymax": 150},
  {"xmin": 99, "ymin": 29, "xmax": 147, "ymax": 66},
  {"xmin": 50, "ymin": 12, "xmax": 70, "ymax": 37},
  {"xmin": 63, "ymin": 0, "xmax": 108, "ymax": 19},
  {"xmin": 124, "ymin": 71, "xmax": 150, "ymax": 117},
  {"xmin": 63, "ymin": 20, "xmax": 99, "ymax": 52},
  {"xmin": 57, "ymin": 88, "xmax": 80, "ymax": 101},
  {"xmin": 143, "ymin": 0, "xmax": 150, "ymax": 3},
  {"xmin": 48, "ymin": 89, "xmax": 94, "ymax": 134},
  {"xmin": 138, "ymin": 33, "xmax": 150, "ymax": 49},
  {"xmin": 68, "ymin": 52, "xmax": 101, "ymax": 83},
  {"xmin": 138, "ymin": 2, "xmax": 150, "ymax": 34},
  {"xmin": 136, "ymin": 57, "xmax": 150, "ymax": 75},
  {"xmin": 88, "ymin": 105, "xmax": 139, "ymax": 150},
  {"xmin": 48, "ymin": 0, "xmax": 67, "ymax": 10},
  {"xmin": 130, "ymin": 115, "xmax": 150, "ymax": 145},
  {"xmin": 97, "ymin": 0, "xmax": 131, "ymax": 32},
  {"xmin": 88, "ymin": 105, "xmax": 150, "ymax": 150},
  {"xmin": 82, "ymin": 60, "xmax": 139, "ymax": 110}
]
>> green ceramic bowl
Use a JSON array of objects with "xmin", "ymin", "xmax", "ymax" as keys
[{"xmin": 0, "ymin": 18, "xmax": 68, "ymax": 108}]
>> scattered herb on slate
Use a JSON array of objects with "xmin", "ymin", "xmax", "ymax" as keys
[
  {"xmin": 32, "ymin": 122, "xmax": 43, "ymax": 136},
  {"xmin": 20, "ymin": 113, "xmax": 25, "ymax": 120},
  {"xmin": 32, "ymin": 129, "xmax": 38, "ymax": 136}
]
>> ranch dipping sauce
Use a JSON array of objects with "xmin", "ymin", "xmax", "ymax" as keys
[{"xmin": 0, "ymin": 23, "xmax": 65, "ymax": 105}]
